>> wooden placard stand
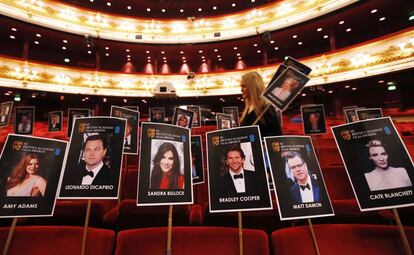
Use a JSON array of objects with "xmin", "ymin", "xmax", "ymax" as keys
[
  {"xmin": 307, "ymin": 219, "xmax": 321, "ymax": 255},
  {"xmin": 238, "ymin": 212, "xmax": 244, "ymax": 255},
  {"xmin": 166, "ymin": 205, "xmax": 173, "ymax": 255},
  {"xmin": 81, "ymin": 199, "xmax": 92, "ymax": 255},
  {"xmin": 2, "ymin": 218, "xmax": 17, "ymax": 255},
  {"xmin": 393, "ymin": 208, "xmax": 413, "ymax": 255}
]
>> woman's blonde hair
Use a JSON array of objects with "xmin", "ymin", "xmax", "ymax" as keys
[{"xmin": 240, "ymin": 71, "xmax": 269, "ymax": 123}]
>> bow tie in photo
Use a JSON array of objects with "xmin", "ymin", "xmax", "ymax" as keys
[
  {"xmin": 233, "ymin": 173, "xmax": 243, "ymax": 179},
  {"xmin": 83, "ymin": 169, "xmax": 94, "ymax": 178},
  {"xmin": 300, "ymin": 183, "xmax": 310, "ymax": 191}
]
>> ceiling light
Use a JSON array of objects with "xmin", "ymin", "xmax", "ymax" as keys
[
  {"xmin": 346, "ymin": 28, "xmax": 352, "ymax": 32},
  {"xmin": 104, "ymin": 47, "xmax": 109, "ymax": 50},
  {"xmin": 36, "ymin": 33, "xmax": 41, "ymax": 37},
  {"xmin": 379, "ymin": 17, "xmax": 386, "ymax": 21},
  {"xmin": 370, "ymin": 9, "xmax": 377, "ymax": 14},
  {"xmin": 34, "ymin": 41, "xmax": 39, "ymax": 44},
  {"xmin": 106, "ymin": 2, "xmax": 111, "ymax": 6},
  {"xmin": 127, "ymin": 55, "xmax": 131, "ymax": 58},
  {"xmin": 182, "ymin": 56, "xmax": 186, "ymax": 59},
  {"xmin": 9, "ymin": 35, "xmax": 15, "ymax": 39},
  {"xmin": 163, "ymin": 57, "xmax": 166, "ymax": 60},
  {"xmin": 232, "ymin": 3, "xmax": 236, "ymax": 7},
  {"xmin": 257, "ymin": 50, "xmax": 261, "ymax": 53},
  {"xmin": 146, "ymin": 50, "xmax": 150, "ymax": 53},
  {"xmin": 274, "ymin": 47, "xmax": 279, "ymax": 50},
  {"xmin": 147, "ymin": 56, "xmax": 151, "ymax": 59},
  {"xmin": 298, "ymin": 41, "xmax": 303, "ymax": 45},
  {"xmin": 183, "ymin": 60, "xmax": 186, "ymax": 63},
  {"xmin": 301, "ymin": 93, "xmax": 306, "ymax": 97},
  {"xmin": 214, "ymin": 49, "xmax": 218, "ymax": 52},
  {"xmin": 127, "ymin": 5, "xmax": 132, "ymax": 10},
  {"xmin": 64, "ymin": 58, "xmax": 70, "ymax": 63},
  {"xmin": 180, "ymin": 9, "xmax": 184, "ymax": 13},
  {"xmin": 198, "ymin": 8, "xmax": 202, "ymax": 12},
  {"xmin": 180, "ymin": 51, "xmax": 184, "ymax": 54},
  {"xmin": 147, "ymin": 8, "xmax": 151, "ymax": 12},
  {"xmin": 378, "ymin": 80, "xmax": 384, "ymax": 84},
  {"xmin": 253, "ymin": 43, "xmax": 258, "ymax": 47},
  {"xmin": 339, "ymin": 20, "xmax": 345, "ymax": 25},
  {"xmin": 164, "ymin": 60, "xmax": 167, "ymax": 63},
  {"xmin": 14, "ymin": 94, "xmax": 21, "ymax": 102},
  {"xmin": 213, "ymin": 6, "xmax": 217, "ymax": 10},
  {"xmin": 292, "ymin": 34, "xmax": 297, "ymax": 38},
  {"xmin": 147, "ymin": 60, "xmax": 151, "ymax": 63},
  {"xmin": 317, "ymin": 28, "xmax": 322, "ymax": 32},
  {"xmin": 87, "ymin": 50, "xmax": 92, "ymax": 54},
  {"xmin": 237, "ymin": 53, "xmax": 240, "ymax": 56},
  {"xmin": 201, "ymin": 56, "xmax": 205, "ymax": 59},
  {"xmin": 11, "ymin": 28, "xmax": 17, "ymax": 31},
  {"xmin": 388, "ymin": 85, "xmax": 397, "ymax": 91},
  {"xmin": 105, "ymin": 53, "xmax": 109, "ymax": 56},
  {"xmin": 63, "ymin": 40, "xmax": 67, "ymax": 43},
  {"xmin": 345, "ymin": 85, "xmax": 350, "ymax": 88},
  {"xmin": 328, "ymin": 90, "xmax": 333, "ymax": 94},
  {"xmin": 218, "ymin": 58, "xmax": 222, "ymax": 61},
  {"xmin": 238, "ymin": 56, "xmax": 242, "ymax": 60},
  {"xmin": 87, "ymin": 44, "xmax": 90, "ymax": 47},
  {"xmin": 323, "ymin": 35, "xmax": 329, "ymax": 39},
  {"xmin": 62, "ymin": 46, "xmax": 66, "ymax": 50},
  {"xmin": 233, "ymin": 47, "xmax": 238, "ymax": 50},
  {"xmin": 198, "ymin": 50, "xmax": 203, "ymax": 53},
  {"xmin": 409, "ymin": 15, "xmax": 414, "ymax": 21},
  {"xmin": 161, "ymin": 51, "xmax": 165, "ymax": 54},
  {"xmin": 251, "ymin": 0, "xmax": 255, "ymax": 2},
  {"xmin": 202, "ymin": 59, "xmax": 206, "ymax": 62},
  {"xmin": 270, "ymin": 40, "xmax": 275, "ymax": 44},
  {"xmin": 161, "ymin": 9, "xmax": 166, "ymax": 12},
  {"xmin": 351, "ymin": 87, "xmax": 357, "ymax": 90}
]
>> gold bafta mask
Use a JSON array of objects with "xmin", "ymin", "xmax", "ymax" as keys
[
  {"xmin": 79, "ymin": 123, "xmax": 87, "ymax": 132},
  {"xmin": 341, "ymin": 130, "xmax": 352, "ymax": 140},
  {"xmin": 13, "ymin": 141, "xmax": 23, "ymax": 151},
  {"xmin": 147, "ymin": 128, "xmax": 156, "ymax": 138},
  {"xmin": 272, "ymin": 142, "xmax": 280, "ymax": 152},
  {"xmin": 212, "ymin": 136, "xmax": 220, "ymax": 146}
]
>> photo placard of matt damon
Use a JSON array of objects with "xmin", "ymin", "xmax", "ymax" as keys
[
  {"xmin": 332, "ymin": 117, "xmax": 414, "ymax": 211},
  {"xmin": 0, "ymin": 135, "xmax": 67, "ymax": 218},
  {"xmin": 264, "ymin": 136, "xmax": 334, "ymax": 220},
  {"xmin": 207, "ymin": 126, "xmax": 272, "ymax": 213},
  {"xmin": 58, "ymin": 117, "xmax": 126, "ymax": 199}
]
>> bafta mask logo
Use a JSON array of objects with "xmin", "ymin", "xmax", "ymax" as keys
[
  {"xmin": 79, "ymin": 123, "xmax": 87, "ymax": 132},
  {"xmin": 341, "ymin": 130, "xmax": 352, "ymax": 140},
  {"xmin": 212, "ymin": 136, "xmax": 220, "ymax": 146},
  {"xmin": 13, "ymin": 141, "xmax": 23, "ymax": 151},
  {"xmin": 272, "ymin": 142, "xmax": 280, "ymax": 152},
  {"xmin": 147, "ymin": 128, "xmax": 156, "ymax": 138}
]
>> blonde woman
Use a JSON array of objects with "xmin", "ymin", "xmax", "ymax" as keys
[{"xmin": 240, "ymin": 71, "xmax": 281, "ymax": 137}]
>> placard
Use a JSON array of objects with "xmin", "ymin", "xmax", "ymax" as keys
[
  {"xmin": 264, "ymin": 136, "xmax": 334, "ymax": 220},
  {"xmin": 191, "ymin": 135, "xmax": 204, "ymax": 185},
  {"xmin": 137, "ymin": 123, "xmax": 192, "ymax": 205},
  {"xmin": 48, "ymin": 111, "xmax": 63, "ymax": 132},
  {"xmin": 332, "ymin": 117, "xmax": 414, "ymax": 211},
  {"xmin": 14, "ymin": 106, "xmax": 35, "ymax": 135},
  {"xmin": 59, "ymin": 117, "xmax": 126, "ymax": 199},
  {"xmin": 124, "ymin": 106, "xmax": 139, "ymax": 112},
  {"xmin": 0, "ymin": 101, "xmax": 13, "ymax": 128},
  {"xmin": 207, "ymin": 126, "xmax": 272, "ymax": 213},
  {"xmin": 216, "ymin": 113, "xmax": 232, "ymax": 130},
  {"xmin": 301, "ymin": 104, "xmax": 327, "ymax": 135},
  {"xmin": 223, "ymin": 106, "xmax": 240, "ymax": 127},
  {"xmin": 149, "ymin": 107, "xmax": 165, "ymax": 123},
  {"xmin": 67, "ymin": 108, "xmax": 90, "ymax": 137},
  {"xmin": 262, "ymin": 67, "xmax": 310, "ymax": 111},
  {"xmin": 172, "ymin": 107, "xmax": 194, "ymax": 129},
  {"xmin": 342, "ymin": 106, "xmax": 358, "ymax": 123},
  {"xmin": 0, "ymin": 135, "xmax": 67, "ymax": 218},
  {"xmin": 268, "ymin": 56, "xmax": 312, "ymax": 85},
  {"xmin": 110, "ymin": 106, "xmax": 140, "ymax": 155},
  {"xmin": 356, "ymin": 108, "xmax": 383, "ymax": 121},
  {"xmin": 187, "ymin": 106, "xmax": 201, "ymax": 128}
]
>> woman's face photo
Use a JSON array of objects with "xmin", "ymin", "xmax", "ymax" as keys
[
  {"xmin": 369, "ymin": 146, "xmax": 388, "ymax": 169},
  {"xmin": 160, "ymin": 150, "xmax": 174, "ymax": 173},
  {"xmin": 26, "ymin": 158, "xmax": 40, "ymax": 175}
]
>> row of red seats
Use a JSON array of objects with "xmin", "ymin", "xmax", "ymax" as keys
[{"xmin": 1, "ymin": 224, "xmax": 413, "ymax": 255}]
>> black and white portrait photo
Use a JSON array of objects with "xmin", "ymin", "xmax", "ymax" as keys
[
  {"xmin": 14, "ymin": 107, "xmax": 35, "ymax": 135},
  {"xmin": 301, "ymin": 104, "xmax": 327, "ymax": 135}
]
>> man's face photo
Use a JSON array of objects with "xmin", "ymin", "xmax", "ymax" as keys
[
  {"xmin": 51, "ymin": 114, "xmax": 59, "ymax": 124},
  {"xmin": 288, "ymin": 156, "xmax": 308, "ymax": 184},
  {"xmin": 226, "ymin": 150, "xmax": 244, "ymax": 173},
  {"xmin": 177, "ymin": 114, "xmax": 189, "ymax": 127},
  {"xmin": 368, "ymin": 146, "xmax": 388, "ymax": 169},
  {"xmin": 83, "ymin": 139, "xmax": 106, "ymax": 168},
  {"xmin": 309, "ymin": 113, "xmax": 319, "ymax": 125},
  {"xmin": 21, "ymin": 115, "xmax": 29, "ymax": 124}
]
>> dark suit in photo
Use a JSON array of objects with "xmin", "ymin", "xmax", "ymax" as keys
[
  {"xmin": 289, "ymin": 175, "xmax": 321, "ymax": 203},
  {"xmin": 219, "ymin": 169, "xmax": 261, "ymax": 197},
  {"xmin": 68, "ymin": 161, "xmax": 116, "ymax": 185}
]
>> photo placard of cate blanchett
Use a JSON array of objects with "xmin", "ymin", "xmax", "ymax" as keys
[
  {"xmin": 264, "ymin": 136, "xmax": 334, "ymax": 220},
  {"xmin": 14, "ymin": 107, "xmax": 35, "ymax": 135},
  {"xmin": 137, "ymin": 123, "xmax": 192, "ymax": 206},
  {"xmin": 0, "ymin": 135, "xmax": 67, "ymax": 218},
  {"xmin": 67, "ymin": 108, "xmax": 90, "ymax": 137},
  {"xmin": 110, "ymin": 105, "xmax": 140, "ymax": 155},
  {"xmin": 301, "ymin": 104, "xmax": 327, "ymax": 135},
  {"xmin": 48, "ymin": 111, "xmax": 63, "ymax": 133},
  {"xmin": 356, "ymin": 108, "xmax": 383, "ymax": 121},
  {"xmin": 0, "ymin": 101, "xmax": 13, "ymax": 128},
  {"xmin": 332, "ymin": 117, "xmax": 414, "ymax": 211},
  {"xmin": 216, "ymin": 113, "xmax": 232, "ymax": 130},
  {"xmin": 191, "ymin": 135, "xmax": 204, "ymax": 185},
  {"xmin": 223, "ymin": 107, "xmax": 240, "ymax": 128},
  {"xmin": 172, "ymin": 107, "xmax": 194, "ymax": 129},
  {"xmin": 187, "ymin": 106, "xmax": 201, "ymax": 128},
  {"xmin": 207, "ymin": 126, "xmax": 272, "ymax": 213},
  {"xmin": 149, "ymin": 107, "xmax": 165, "ymax": 123},
  {"xmin": 262, "ymin": 67, "xmax": 310, "ymax": 112},
  {"xmin": 58, "ymin": 117, "xmax": 126, "ymax": 199}
]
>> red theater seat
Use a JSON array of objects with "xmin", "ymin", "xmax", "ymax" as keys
[
  {"xmin": 115, "ymin": 227, "xmax": 269, "ymax": 255},
  {"xmin": 316, "ymin": 147, "xmax": 343, "ymax": 167},
  {"xmin": 272, "ymin": 224, "xmax": 414, "ymax": 255},
  {"xmin": 0, "ymin": 226, "xmax": 114, "ymax": 255}
]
